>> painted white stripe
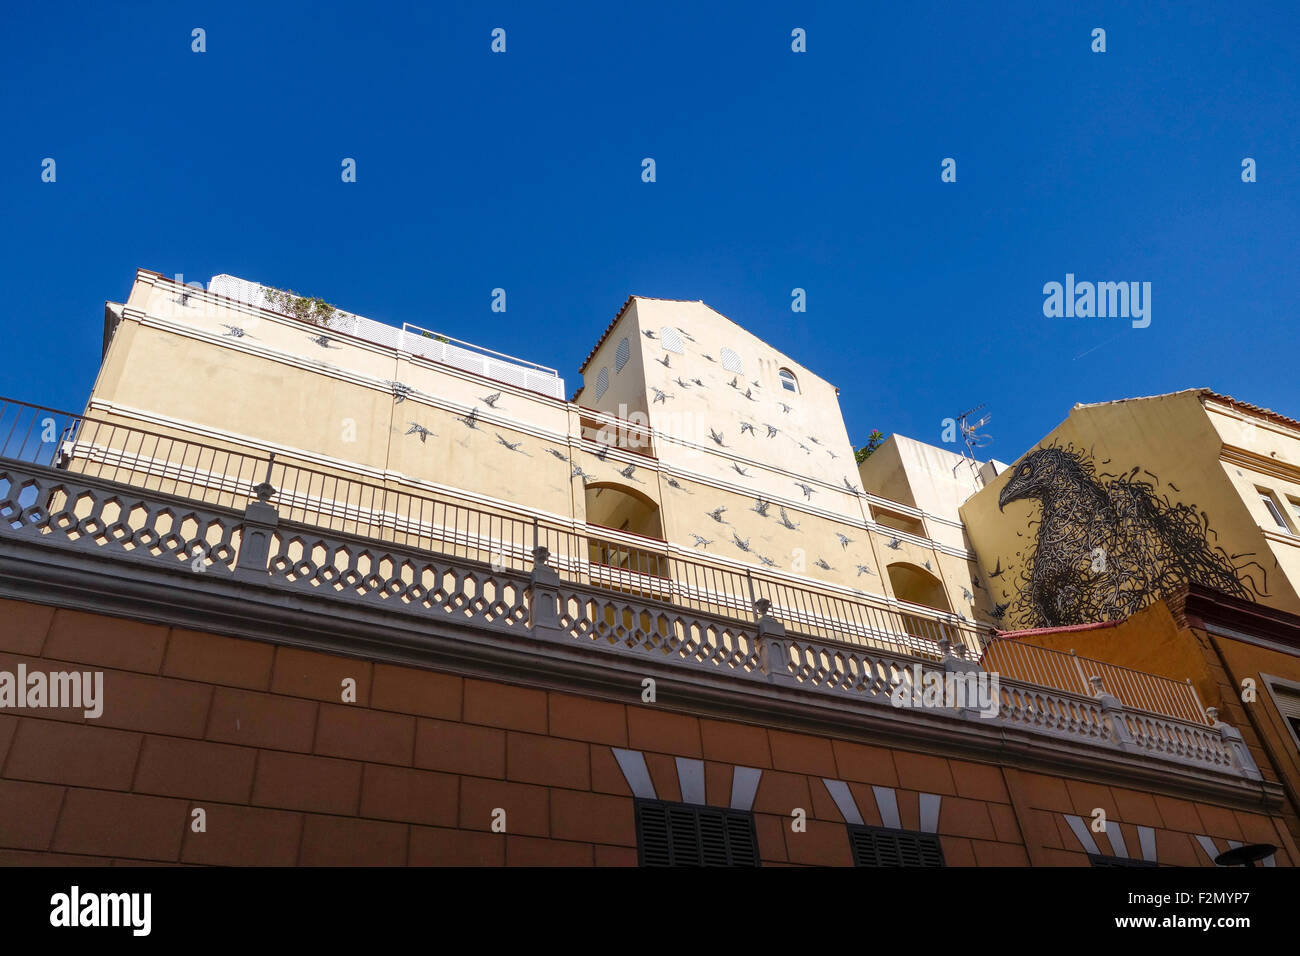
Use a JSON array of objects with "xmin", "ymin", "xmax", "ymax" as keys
[
  {"xmin": 1107, "ymin": 823, "xmax": 1129, "ymax": 858},
  {"xmin": 1195, "ymin": 835, "xmax": 1221, "ymax": 864},
  {"xmin": 822, "ymin": 779, "xmax": 864, "ymax": 825},
  {"xmin": 612, "ymin": 748, "xmax": 657, "ymax": 799},
  {"xmin": 1137, "ymin": 826, "xmax": 1157, "ymax": 863},
  {"xmin": 676, "ymin": 757, "xmax": 706, "ymax": 805},
  {"xmin": 872, "ymin": 786, "xmax": 901, "ymax": 830},
  {"xmin": 730, "ymin": 766, "xmax": 762, "ymax": 811},
  {"xmin": 918, "ymin": 793, "xmax": 942, "ymax": 834},
  {"xmin": 1064, "ymin": 815, "xmax": 1101, "ymax": 856}
]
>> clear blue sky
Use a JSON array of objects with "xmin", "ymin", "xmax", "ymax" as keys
[{"xmin": 3, "ymin": 1, "xmax": 1297, "ymax": 460}]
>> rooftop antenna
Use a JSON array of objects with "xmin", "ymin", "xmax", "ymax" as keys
[{"xmin": 955, "ymin": 404, "xmax": 992, "ymax": 460}]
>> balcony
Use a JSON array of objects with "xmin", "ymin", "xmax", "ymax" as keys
[{"xmin": 0, "ymin": 396, "xmax": 1261, "ymax": 782}]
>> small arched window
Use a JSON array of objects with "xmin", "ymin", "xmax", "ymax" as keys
[
  {"xmin": 615, "ymin": 337, "xmax": 631, "ymax": 372},
  {"xmin": 779, "ymin": 368, "xmax": 799, "ymax": 393},
  {"xmin": 720, "ymin": 348, "xmax": 744, "ymax": 374},
  {"xmin": 594, "ymin": 367, "xmax": 609, "ymax": 400}
]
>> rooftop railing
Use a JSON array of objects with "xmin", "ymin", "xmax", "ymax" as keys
[{"xmin": 0, "ymin": 395, "xmax": 984, "ymax": 662}]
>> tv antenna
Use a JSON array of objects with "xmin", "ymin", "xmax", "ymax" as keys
[{"xmin": 956, "ymin": 404, "xmax": 992, "ymax": 459}]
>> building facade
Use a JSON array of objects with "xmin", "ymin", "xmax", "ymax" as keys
[{"xmin": 0, "ymin": 270, "xmax": 1291, "ymax": 866}]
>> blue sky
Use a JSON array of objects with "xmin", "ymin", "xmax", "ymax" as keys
[{"xmin": 2, "ymin": 1, "xmax": 1297, "ymax": 461}]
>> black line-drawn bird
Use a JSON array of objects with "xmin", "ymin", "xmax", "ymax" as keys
[
  {"xmin": 309, "ymin": 334, "xmax": 335, "ymax": 348},
  {"xmin": 780, "ymin": 403, "xmax": 792, "ymax": 414},
  {"xmin": 856, "ymin": 564, "xmax": 875, "ymax": 577},
  {"xmin": 456, "ymin": 406, "xmax": 480, "ymax": 428},
  {"xmin": 690, "ymin": 534, "xmax": 712, "ymax": 548},
  {"xmin": 732, "ymin": 463, "xmax": 750, "ymax": 477},
  {"xmin": 709, "ymin": 429, "xmax": 726, "ymax": 446},
  {"xmin": 731, "ymin": 531, "xmax": 751, "ymax": 552},
  {"xmin": 594, "ymin": 445, "xmax": 610, "ymax": 461},
  {"xmin": 728, "ymin": 377, "xmax": 740, "ymax": 389},
  {"xmin": 571, "ymin": 464, "xmax": 592, "ymax": 482},
  {"xmin": 961, "ymin": 587, "xmax": 974, "ymax": 602},
  {"xmin": 674, "ymin": 377, "xmax": 692, "ymax": 390},
  {"xmin": 642, "ymin": 329, "xmax": 657, "ymax": 339},
  {"xmin": 842, "ymin": 477, "xmax": 860, "ymax": 493},
  {"xmin": 758, "ymin": 554, "xmax": 777, "ymax": 567},
  {"xmin": 923, "ymin": 560, "xmax": 933, "ymax": 571},
  {"xmin": 619, "ymin": 464, "xmax": 641, "ymax": 482},
  {"xmin": 886, "ymin": 538, "xmax": 902, "ymax": 550},
  {"xmin": 707, "ymin": 506, "xmax": 728, "ymax": 523},
  {"xmin": 997, "ymin": 443, "xmax": 1265, "ymax": 628},
  {"xmin": 677, "ymin": 327, "xmax": 696, "ymax": 342},
  {"xmin": 740, "ymin": 421, "xmax": 756, "ymax": 436},
  {"xmin": 795, "ymin": 482, "xmax": 814, "ymax": 500},
  {"xmin": 972, "ymin": 576, "xmax": 983, "ymax": 590},
  {"xmin": 495, "ymin": 433, "xmax": 524, "ymax": 452},
  {"xmin": 743, "ymin": 389, "xmax": 757, "ymax": 402},
  {"xmin": 405, "ymin": 422, "xmax": 434, "ymax": 442},
  {"xmin": 815, "ymin": 558, "xmax": 832, "ymax": 571},
  {"xmin": 778, "ymin": 508, "xmax": 800, "ymax": 530},
  {"xmin": 797, "ymin": 443, "xmax": 811, "ymax": 455},
  {"xmin": 656, "ymin": 355, "xmax": 671, "ymax": 368},
  {"xmin": 765, "ymin": 424, "xmax": 779, "ymax": 438},
  {"xmin": 827, "ymin": 450, "xmax": 838, "ymax": 460},
  {"xmin": 545, "ymin": 448, "xmax": 570, "ymax": 461},
  {"xmin": 481, "ymin": 392, "xmax": 502, "ymax": 408},
  {"xmin": 835, "ymin": 533, "xmax": 853, "ymax": 549},
  {"xmin": 666, "ymin": 477, "xmax": 691, "ymax": 492},
  {"xmin": 652, "ymin": 387, "xmax": 672, "ymax": 404},
  {"xmin": 751, "ymin": 380, "xmax": 761, "ymax": 389},
  {"xmin": 691, "ymin": 378, "xmax": 705, "ymax": 388},
  {"xmin": 221, "ymin": 324, "xmax": 247, "ymax": 338},
  {"xmin": 702, "ymin": 354, "xmax": 716, "ymax": 362},
  {"xmin": 809, "ymin": 436, "xmax": 821, "ymax": 445},
  {"xmin": 752, "ymin": 498, "xmax": 770, "ymax": 517},
  {"xmin": 988, "ymin": 558, "xmax": 1005, "ymax": 578},
  {"xmin": 990, "ymin": 602, "xmax": 1009, "ymax": 621}
]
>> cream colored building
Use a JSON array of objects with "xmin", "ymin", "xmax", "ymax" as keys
[
  {"xmin": 85, "ymin": 269, "xmax": 995, "ymax": 644},
  {"xmin": 960, "ymin": 390, "xmax": 1300, "ymax": 629}
]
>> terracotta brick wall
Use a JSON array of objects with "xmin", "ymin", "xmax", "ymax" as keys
[{"xmin": 0, "ymin": 598, "xmax": 1290, "ymax": 866}]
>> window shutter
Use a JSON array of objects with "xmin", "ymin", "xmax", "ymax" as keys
[
  {"xmin": 635, "ymin": 800, "xmax": 759, "ymax": 867},
  {"xmin": 848, "ymin": 825, "xmax": 944, "ymax": 867}
]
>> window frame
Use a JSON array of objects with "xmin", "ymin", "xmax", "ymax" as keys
[
  {"xmin": 778, "ymin": 368, "xmax": 799, "ymax": 394},
  {"xmin": 633, "ymin": 798, "xmax": 760, "ymax": 867}
]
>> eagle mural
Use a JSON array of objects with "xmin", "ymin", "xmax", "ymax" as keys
[{"xmin": 996, "ymin": 444, "xmax": 1266, "ymax": 628}]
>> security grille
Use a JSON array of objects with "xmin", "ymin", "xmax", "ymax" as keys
[
  {"xmin": 635, "ymin": 799, "xmax": 760, "ymax": 867},
  {"xmin": 1089, "ymin": 854, "xmax": 1158, "ymax": 868},
  {"xmin": 848, "ymin": 825, "xmax": 944, "ymax": 867},
  {"xmin": 593, "ymin": 367, "xmax": 609, "ymax": 400},
  {"xmin": 615, "ymin": 337, "xmax": 631, "ymax": 372}
]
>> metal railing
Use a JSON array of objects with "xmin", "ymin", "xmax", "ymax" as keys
[
  {"xmin": 981, "ymin": 636, "xmax": 1208, "ymax": 725},
  {"xmin": 0, "ymin": 395, "xmax": 984, "ymax": 661}
]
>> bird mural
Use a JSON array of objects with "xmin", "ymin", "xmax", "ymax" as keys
[
  {"xmin": 752, "ymin": 498, "xmax": 771, "ymax": 517},
  {"xmin": 708, "ymin": 429, "xmax": 726, "ymax": 446},
  {"xmin": 495, "ymin": 433, "xmax": 525, "ymax": 453},
  {"xmin": 707, "ymin": 506, "xmax": 728, "ymax": 523},
  {"xmin": 456, "ymin": 406, "xmax": 480, "ymax": 429},
  {"xmin": 655, "ymin": 355, "xmax": 671, "ymax": 368},
  {"xmin": 996, "ymin": 444, "xmax": 1266, "ymax": 628},
  {"xmin": 731, "ymin": 463, "xmax": 750, "ymax": 477},
  {"xmin": 405, "ymin": 422, "xmax": 434, "ymax": 443},
  {"xmin": 689, "ymin": 534, "xmax": 713, "ymax": 549},
  {"xmin": 795, "ymin": 483, "xmax": 814, "ymax": 500},
  {"xmin": 835, "ymin": 533, "xmax": 853, "ymax": 549},
  {"xmin": 481, "ymin": 392, "xmax": 503, "ymax": 409},
  {"xmin": 777, "ymin": 508, "xmax": 800, "ymax": 531}
]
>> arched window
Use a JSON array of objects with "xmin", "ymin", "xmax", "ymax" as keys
[
  {"xmin": 720, "ymin": 348, "xmax": 744, "ymax": 374},
  {"xmin": 779, "ymin": 368, "xmax": 799, "ymax": 393},
  {"xmin": 659, "ymin": 327, "xmax": 684, "ymax": 354},
  {"xmin": 593, "ymin": 367, "xmax": 609, "ymax": 400},
  {"xmin": 615, "ymin": 337, "xmax": 631, "ymax": 372}
]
